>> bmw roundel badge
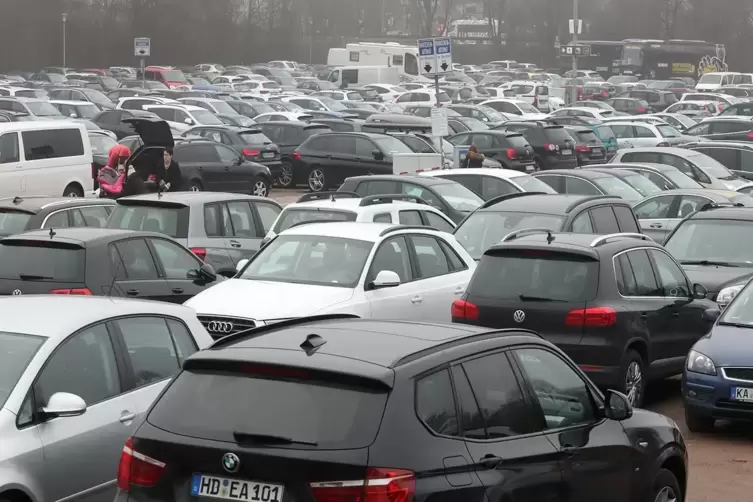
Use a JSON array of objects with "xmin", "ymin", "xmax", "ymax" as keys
[{"xmin": 222, "ymin": 453, "xmax": 240, "ymax": 473}]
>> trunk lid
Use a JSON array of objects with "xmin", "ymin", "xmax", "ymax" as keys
[{"xmin": 0, "ymin": 238, "xmax": 87, "ymax": 295}]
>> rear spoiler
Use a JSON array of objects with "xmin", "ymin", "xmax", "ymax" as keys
[{"xmin": 116, "ymin": 198, "xmax": 188, "ymax": 209}]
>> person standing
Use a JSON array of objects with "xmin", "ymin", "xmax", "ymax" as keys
[
  {"xmin": 156, "ymin": 147, "xmax": 182, "ymax": 192},
  {"xmin": 462, "ymin": 144, "xmax": 485, "ymax": 168}
]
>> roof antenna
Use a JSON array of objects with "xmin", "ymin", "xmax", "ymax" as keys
[
  {"xmin": 546, "ymin": 231, "xmax": 554, "ymax": 244},
  {"xmin": 48, "ymin": 228, "xmax": 56, "ymax": 239},
  {"xmin": 300, "ymin": 334, "xmax": 326, "ymax": 355},
  {"xmin": 330, "ymin": 193, "xmax": 335, "ymax": 201}
]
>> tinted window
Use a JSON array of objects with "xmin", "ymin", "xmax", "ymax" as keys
[
  {"xmin": 373, "ymin": 213, "xmax": 392, "ymax": 223},
  {"xmin": 590, "ymin": 206, "xmax": 620, "ymax": 233},
  {"xmin": 470, "ymin": 250, "xmax": 598, "ymax": 301},
  {"xmin": 115, "ymin": 239, "xmax": 159, "ymax": 280},
  {"xmin": 204, "ymin": 204, "xmax": 221, "ymax": 237},
  {"xmin": 150, "ymin": 239, "xmax": 200, "ymax": 279},
  {"xmin": 622, "ymin": 250, "xmax": 661, "ymax": 296},
  {"xmin": 174, "ymin": 144, "xmax": 219, "ymax": 163},
  {"xmin": 411, "ymin": 235, "xmax": 452, "ymax": 279},
  {"xmin": 35, "ymin": 324, "xmax": 120, "ymax": 406},
  {"xmin": 565, "ymin": 177, "xmax": 602, "ymax": 195},
  {"xmin": 571, "ymin": 212, "xmax": 594, "ymax": 233},
  {"xmin": 451, "ymin": 366, "xmax": 487, "ymax": 439},
  {"xmin": 77, "ymin": 206, "xmax": 111, "ymax": 228},
  {"xmin": 0, "ymin": 132, "xmax": 19, "ymax": 163},
  {"xmin": 355, "ymin": 180, "xmax": 399, "ymax": 196},
  {"xmin": 273, "ymin": 209, "xmax": 356, "ymax": 233},
  {"xmin": 22, "ymin": 128, "xmax": 84, "ymax": 160},
  {"xmin": 0, "ymin": 242, "xmax": 84, "ymax": 281},
  {"xmin": 416, "ymin": 370, "xmax": 458, "ymax": 436},
  {"xmin": 116, "ymin": 317, "xmax": 183, "ymax": 387},
  {"xmin": 425, "ymin": 212, "xmax": 455, "ymax": 232},
  {"xmin": 107, "ymin": 204, "xmax": 190, "ymax": 238},
  {"xmin": 542, "ymin": 127, "xmax": 573, "ymax": 143},
  {"xmin": 649, "ymin": 250, "xmax": 689, "ymax": 297},
  {"xmin": 613, "ymin": 206, "xmax": 640, "ymax": 232},
  {"xmin": 147, "ymin": 368, "xmax": 389, "ymax": 448},
  {"xmin": 226, "ymin": 202, "xmax": 257, "ymax": 237},
  {"xmin": 44, "ymin": 211, "xmax": 70, "ymax": 228},
  {"xmin": 0, "ymin": 211, "xmax": 32, "ymax": 236},
  {"xmin": 462, "ymin": 353, "xmax": 541, "ymax": 438},
  {"xmin": 399, "ymin": 210, "xmax": 422, "ymax": 225}
]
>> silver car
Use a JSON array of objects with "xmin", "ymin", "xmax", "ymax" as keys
[
  {"xmin": 605, "ymin": 121, "xmax": 699, "ymax": 148},
  {"xmin": 0, "ymin": 296, "xmax": 213, "ymax": 502}
]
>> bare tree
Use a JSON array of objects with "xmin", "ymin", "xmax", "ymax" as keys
[{"xmin": 661, "ymin": 0, "xmax": 686, "ymax": 39}]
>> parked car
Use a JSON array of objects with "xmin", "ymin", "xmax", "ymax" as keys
[
  {"xmin": 682, "ymin": 117, "xmax": 753, "ymax": 143},
  {"xmin": 682, "ymin": 141, "xmax": 753, "ymax": 181},
  {"xmin": 595, "ymin": 162, "xmax": 704, "ymax": 190},
  {"xmin": 561, "ymin": 125, "xmax": 608, "ymax": 165},
  {"xmin": 446, "ymin": 130, "xmax": 536, "ymax": 171},
  {"xmin": 496, "ymin": 121, "xmax": 577, "ymax": 170},
  {"xmin": 419, "ymin": 168, "xmax": 557, "ymax": 200},
  {"xmin": 604, "ymin": 97, "xmax": 650, "ymax": 115},
  {"xmin": 533, "ymin": 169, "xmax": 644, "ymax": 201},
  {"xmin": 255, "ymin": 121, "xmax": 331, "ymax": 188},
  {"xmin": 584, "ymin": 167, "xmax": 664, "ymax": 198},
  {"xmin": 606, "ymin": 121, "xmax": 697, "ymax": 149},
  {"xmin": 0, "ymin": 196, "xmax": 114, "ymax": 237},
  {"xmin": 92, "ymin": 109, "xmax": 161, "ymax": 139}
]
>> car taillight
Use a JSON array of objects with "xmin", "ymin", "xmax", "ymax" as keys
[
  {"xmin": 544, "ymin": 143, "xmax": 557, "ymax": 152},
  {"xmin": 310, "ymin": 468, "xmax": 415, "ymax": 502},
  {"xmin": 565, "ymin": 307, "xmax": 617, "ymax": 327},
  {"xmin": 190, "ymin": 247, "xmax": 207, "ymax": 261},
  {"xmin": 576, "ymin": 145, "xmax": 589, "ymax": 152},
  {"xmin": 117, "ymin": 437, "xmax": 166, "ymax": 490},
  {"xmin": 506, "ymin": 148, "xmax": 517, "ymax": 160},
  {"xmin": 656, "ymin": 141, "xmax": 670, "ymax": 147},
  {"xmin": 50, "ymin": 288, "xmax": 92, "ymax": 295},
  {"xmin": 636, "ymin": 107, "xmax": 647, "ymax": 113},
  {"xmin": 243, "ymin": 148, "xmax": 261, "ymax": 157},
  {"xmin": 451, "ymin": 299, "xmax": 479, "ymax": 320},
  {"xmin": 533, "ymin": 95, "xmax": 538, "ymax": 108},
  {"xmin": 293, "ymin": 151, "xmax": 301, "ymax": 161},
  {"xmin": 748, "ymin": 132, "xmax": 753, "ymax": 139}
]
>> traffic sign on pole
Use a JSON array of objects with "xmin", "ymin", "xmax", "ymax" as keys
[
  {"xmin": 134, "ymin": 37, "xmax": 151, "ymax": 57},
  {"xmin": 418, "ymin": 38, "xmax": 436, "ymax": 75},
  {"xmin": 434, "ymin": 37, "xmax": 452, "ymax": 73},
  {"xmin": 560, "ymin": 44, "xmax": 591, "ymax": 57}
]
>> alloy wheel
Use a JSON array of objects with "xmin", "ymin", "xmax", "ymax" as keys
[
  {"xmin": 308, "ymin": 169, "xmax": 325, "ymax": 191},
  {"xmin": 654, "ymin": 486, "xmax": 677, "ymax": 502},
  {"xmin": 253, "ymin": 180, "xmax": 269, "ymax": 197},
  {"xmin": 190, "ymin": 184, "xmax": 201, "ymax": 192},
  {"xmin": 625, "ymin": 361, "xmax": 643, "ymax": 406},
  {"xmin": 278, "ymin": 164, "xmax": 293, "ymax": 187}
]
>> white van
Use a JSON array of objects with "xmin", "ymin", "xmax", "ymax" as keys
[
  {"xmin": 696, "ymin": 72, "xmax": 751, "ymax": 91},
  {"xmin": 0, "ymin": 121, "xmax": 92, "ymax": 198},
  {"xmin": 507, "ymin": 80, "xmax": 550, "ymax": 112},
  {"xmin": 327, "ymin": 66, "xmax": 401, "ymax": 88}
]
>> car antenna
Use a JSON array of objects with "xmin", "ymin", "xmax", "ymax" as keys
[
  {"xmin": 546, "ymin": 231, "xmax": 554, "ymax": 244},
  {"xmin": 48, "ymin": 228, "xmax": 56, "ymax": 239}
]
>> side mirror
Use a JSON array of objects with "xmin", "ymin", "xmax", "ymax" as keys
[
  {"xmin": 369, "ymin": 270, "xmax": 401, "ymax": 290},
  {"xmin": 236, "ymin": 258, "xmax": 249, "ymax": 273},
  {"xmin": 40, "ymin": 392, "xmax": 87, "ymax": 420},
  {"xmin": 693, "ymin": 283, "xmax": 708, "ymax": 299},
  {"xmin": 372, "ymin": 149, "xmax": 384, "ymax": 161},
  {"xmin": 184, "ymin": 118, "xmax": 193, "ymax": 125},
  {"xmin": 702, "ymin": 308, "xmax": 721, "ymax": 323},
  {"xmin": 188, "ymin": 263, "xmax": 218, "ymax": 283},
  {"xmin": 603, "ymin": 389, "xmax": 632, "ymax": 420},
  {"xmin": 69, "ymin": 113, "xmax": 77, "ymax": 118}
]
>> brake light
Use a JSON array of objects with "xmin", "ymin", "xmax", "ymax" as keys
[
  {"xmin": 190, "ymin": 247, "xmax": 207, "ymax": 261},
  {"xmin": 544, "ymin": 143, "xmax": 557, "ymax": 152},
  {"xmin": 565, "ymin": 307, "xmax": 617, "ymax": 327},
  {"xmin": 310, "ymin": 468, "xmax": 415, "ymax": 502},
  {"xmin": 656, "ymin": 142, "xmax": 670, "ymax": 147},
  {"xmin": 506, "ymin": 148, "xmax": 517, "ymax": 160},
  {"xmin": 601, "ymin": 90, "xmax": 609, "ymax": 98},
  {"xmin": 748, "ymin": 133, "xmax": 753, "ymax": 139},
  {"xmin": 117, "ymin": 437, "xmax": 166, "ymax": 490},
  {"xmin": 575, "ymin": 145, "xmax": 589, "ymax": 152},
  {"xmin": 242, "ymin": 148, "xmax": 261, "ymax": 157},
  {"xmin": 636, "ymin": 107, "xmax": 647, "ymax": 113},
  {"xmin": 293, "ymin": 151, "xmax": 301, "ymax": 161},
  {"xmin": 50, "ymin": 288, "xmax": 92, "ymax": 295},
  {"xmin": 451, "ymin": 299, "xmax": 479, "ymax": 320}
]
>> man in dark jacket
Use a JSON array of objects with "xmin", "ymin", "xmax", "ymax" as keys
[
  {"xmin": 155, "ymin": 147, "xmax": 182, "ymax": 191},
  {"xmin": 462, "ymin": 144, "xmax": 485, "ymax": 168}
]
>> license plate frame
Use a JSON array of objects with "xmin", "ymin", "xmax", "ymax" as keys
[
  {"xmin": 190, "ymin": 473, "xmax": 284, "ymax": 502},
  {"xmin": 592, "ymin": 148, "xmax": 603, "ymax": 156},
  {"xmin": 262, "ymin": 152, "xmax": 275, "ymax": 159},
  {"xmin": 561, "ymin": 149, "xmax": 572, "ymax": 156}
]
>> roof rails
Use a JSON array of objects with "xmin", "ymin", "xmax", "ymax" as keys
[
  {"xmin": 564, "ymin": 195, "xmax": 620, "ymax": 213},
  {"xmin": 297, "ymin": 191, "xmax": 360, "ymax": 203},
  {"xmin": 699, "ymin": 201, "xmax": 745, "ymax": 211},
  {"xmin": 590, "ymin": 233, "xmax": 653, "ymax": 247},
  {"xmin": 359, "ymin": 194, "xmax": 428, "ymax": 207},
  {"xmin": 379, "ymin": 224, "xmax": 435, "ymax": 237},
  {"xmin": 480, "ymin": 191, "xmax": 548, "ymax": 209},
  {"xmin": 500, "ymin": 228, "xmax": 554, "ymax": 242},
  {"xmin": 209, "ymin": 314, "xmax": 360, "ymax": 349}
]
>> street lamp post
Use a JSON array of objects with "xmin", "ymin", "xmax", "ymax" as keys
[
  {"xmin": 570, "ymin": 0, "xmax": 579, "ymax": 104},
  {"xmin": 62, "ymin": 13, "xmax": 68, "ymax": 69}
]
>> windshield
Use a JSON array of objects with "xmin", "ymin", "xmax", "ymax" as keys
[
  {"xmin": 686, "ymin": 152, "xmax": 735, "ymax": 179},
  {"xmin": 373, "ymin": 136, "xmax": 414, "ymax": 155},
  {"xmin": 698, "ymin": 74, "xmax": 722, "ymax": 84},
  {"xmin": 239, "ymin": 235, "xmax": 373, "ymax": 288},
  {"xmin": 478, "ymin": 105, "xmax": 505, "ymax": 121},
  {"xmin": 657, "ymin": 125, "xmax": 683, "ymax": 138},
  {"xmin": 608, "ymin": 76, "xmax": 638, "ymax": 84},
  {"xmin": 26, "ymin": 101, "xmax": 62, "ymax": 116},
  {"xmin": 517, "ymin": 102, "xmax": 539, "ymax": 113},
  {"xmin": 720, "ymin": 283, "xmax": 753, "ymax": 324},
  {"xmin": 273, "ymin": 209, "xmax": 356, "ymax": 233},
  {"xmin": 229, "ymin": 115, "xmax": 256, "ymax": 127},
  {"xmin": 81, "ymin": 89, "xmax": 111, "ymax": 105},
  {"xmin": 0, "ymin": 332, "xmax": 45, "ymax": 407},
  {"xmin": 454, "ymin": 211, "xmax": 565, "ymax": 260},
  {"xmin": 514, "ymin": 175, "xmax": 558, "ymax": 193},
  {"xmin": 192, "ymin": 109, "xmax": 224, "ymax": 125},
  {"xmin": 318, "ymin": 97, "xmax": 347, "ymax": 111},
  {"xmin": 593, "ymin": 177, "xmax": 643, "ymax": 201},
  {"xmin": 73, "ymin": 104, "xmax": 98, "ymax": 119},
  {"xmin": 666, "ymin": 219, "xmax": 753, "ymax": 267},
  {"xmin": 162, "ymin": 70, "xmax": 188, "ymax": 83},
  {"xmin": 621, "ymin": 46, "xmax": 643, "ymax": 66},
  {"xmin": 107, "ymin": 204, "xmax": 189, "ymax": 238},
  {"xmin": 47, "ymin": 73, "xmax": 67, "ymax": 83},
  {"xmin": 462, "ymin": 117, "xmax": 489, "ymax": 131},
  {"xmin": 189, "ymin": 77, "xmax": 210, "ymax": 85},
  {"xmin": 432, "ymin": 182, "xmax": 483, "ymax": 212},
  {"xmin": 0, "ymin": 211, "xmax": 31, "ymax": 236},
  {"xmin": 662, "ymin": 169, "xmax": 703, "ymax": 188},
  {"xmin": 89, "ymin": 134, "xmax": 117, "ymax": 155},
  {"xmin": 17, "ymin": 89, "xmax": 47, "ymax": 99},
  {"xmin": 262, "ymin": 82, "xmax": 282, "ymax": 89},
  {"xmin": 207, "ymin": 101, "xmax": 235, "ymax": 114},
  {"xmin": 622, "ymin": 173, "xmax": 662, "ymax": 196}
]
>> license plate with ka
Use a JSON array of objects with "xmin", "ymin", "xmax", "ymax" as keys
[{"xmin": 731, "ymin": 387, "xmax": 753, "ymax": 402}]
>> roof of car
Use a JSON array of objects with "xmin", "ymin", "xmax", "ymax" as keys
[
  {"xmin": 420, "ymin": 168, "xmax": 527, "ymax": 180},
  {"xmin": 343, "ymin": 174, "xmax": 453, "ymax": 186},
  {"xmin": 486, "ymin": 231, "xmax": 657, "ymax": 258},
  {"xmin": 2, "ymin": 227, "xmax": 157, "ymax": 245},
  {"xmin": 605, "ymin": 162, "xmax": 681, "ymax": 173},
  {"xmin": 0, "ymin": 196, "xmax": 114, "ymax": 213},
  {"xmin": 283, "ymin": 197, "xmax": 431, "ymax": 212},
  {"xmin": 479, "ymin": 193, "xmax": 624, "ymax": 213},
  {"xmin": 116, "ymin": 192, "xmax": 274, "ymax": 207},
  {"xmin": 684, "ymin": 206, "xmax": 753, "ymax": 221},
  {"xmin": 684, "ymin": 141, "xmax": 753, "ymax": 149},
  {"xmin": 535, "ymin": 169, "xmax": 615, "ymax": 180},
  {"xmin": 279, "ymin": 221, "xmax": 444, "ymax": 241},
  {"xmin": 639, "ymin": 188, "xmax": 745, "ymax": 199},
  {"xmin": 615, "ymin": 146, "xmax": 695, "ymax": 156},
  {"xmin": 258, "ymin": 120, "xmax": 328, "ymax": 128},
  {"xmin": 0, "ymin": 296, "xmax": 197, "ymax": 339},
  {"xmin": 50, "ymin": 100, "xmax": 99, "ymax": 106}
]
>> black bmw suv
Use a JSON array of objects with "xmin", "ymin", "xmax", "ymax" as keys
[
  {"xmin": 453, "ymin": 230, "xmax": 715, "ymax": 407},
  {"xmin": 114, "ymin": 315, "xmax": 688, "ymax": 502}
]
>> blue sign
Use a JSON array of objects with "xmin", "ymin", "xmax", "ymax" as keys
[
  {"xmin": 435, "ymin": 38, "xmax": 451, "ymax": 54},
  {"xmin": 418, "ymin": 39, "xmax": 435, "ymax": 56}
]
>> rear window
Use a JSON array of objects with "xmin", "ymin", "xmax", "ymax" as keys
[
  {"xmin": 576, "ymin": 131, "xmax": 599, "ymax": 143},
  {"xmin": 543, "ymin": 127, "xmax": 573, "ymax": 143},
  {"xmin": 302, "ymin": 126, "xmax": 331, "ymax": 138},
  {"xmin": 273, "ymin": 208, "xmax": 357, "ymax": 233},
  {"xmin": 107, "ymin": 204, "xmax": 190, "ymax": 238},
  {"xmin": 506, "ymin": 134, "xmax": 530, "ymax": 148},
  {"xmin": 147, "ymin": 368, "xmax": 388, "ymax": 448},
  {"xmin": 0, "ymin": 242, "xmax": 85, "ymax": 281},
  {"xmin": 0, "ymin": 211, "xmax": 32, "ymax": 236},
  {"xmin": 239, "ymin": 132, "xmax": 271, "ymax": 144},
  {"xmin": 595, "ymin": 125, "xmax": 616, "ymax": 140},
  {"xmin": 470, "ymin": 250, "xmax": 598, "ymax": 301}
]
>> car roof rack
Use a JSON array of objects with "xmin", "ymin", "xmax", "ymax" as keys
[
  {"xmin": 500, "ymin": 228, "xmax": 554, "ymax": 242},
  {"xmin": 564, "ymin": 195, "xmax": 620, "ymax": 213},
  {"xmin": 699, "ymin": 201, "xmax": 745, "ymax": 211},
  {"xmin": 359, "ymin": 194, "xmax": 428, "ymax": 207},
  {"xmin": 379, "ymin": 224, "xmax": 434, "ymax": 237},
  {"xmin": 480, "ymin": 192, "xmax": 548, "ymax": 209},
  {"xmin": 297, "ymin": 191, "xmax": 360, "ymax": 203},
  {"xmin": 209, "ymin": 314, "xmax": 361, "ymax": 349},
  {"xmin": 590, "ymin": 233, "xmax": 652, "ymax": 247}
]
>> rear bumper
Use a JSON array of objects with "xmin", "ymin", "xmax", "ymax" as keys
[
  {"xmin": 539, "ymin": 156, "xmax": 578, "ymax": 170},
  {"xmin": 259, "ymin": 160, "xmax": 283, "ymax": 177}
]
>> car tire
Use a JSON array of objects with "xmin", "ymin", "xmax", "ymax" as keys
[
  {"xmin": 619, "ymin": 349, "xmax": 646, "ymax": 408},
  {"xmin": 63, "ymin": 183, "xmax": 84, "ymax": 197},
  {"xmin": 308, "ymin": 166, "xmax": 327, "ymax": 192},
  {"xmin": 189, "ymin": 180, "xmax": 203, "ymax": 192},
  {"xmin": 277, "ymin": 161, "xmax": 294, "ymax": 188},
  {"xmin": 685, "ymin": 407, "xmax": 715, "ymax": 433},
  {"xmin": 648, "ymin": 468, "xmax": 681, "ymax": 502},
  {"xmin": 252, "ymin": 178, "xmax": 271, "ymax": 197}
]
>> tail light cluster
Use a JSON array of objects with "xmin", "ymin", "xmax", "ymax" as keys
[
  {"xmin": 293, "ymin": 152, "xmax": 302, "ymax": 161},
  {"xmin": 506, "ymin": 148, "xmax": 517, "ymax": 160},
  {"xmin": 575, "ymin": 145, "xmax": 590, "ymax": 152},
  {"xmin": 636, "ymin": 107, "xmax": 647, "ymax": 113},
  {"xmin": 310, "ymin": 468, "xmax": 415, "ymax": 502},
  {"xmin": 190, "ymin": 247, "xmax": 207, "ymax": 261},
  {"xmin": 243, "ymin": 148, "xmax": 261, "ymax": 159},
  {"xmin": 117, "ymin": 437, "xmax": 166, "ymax": 490},
  {"xmin": 544, "ymin": 143, "xmax": 558, "ymax": 152},
  {"xmin": 747, "ymin": 132, "xmax": 753, "ymax": 139},
  {"xmin": 565, "ymin": 307, "xmax": 617, "ymax": 327},
  {"xmin": 451, "ymin": 299, "xmax": 479, "ymax": 320},
  {"xmin": 50, "ymin": 288, "xmax": 92, "ymax": 295}
]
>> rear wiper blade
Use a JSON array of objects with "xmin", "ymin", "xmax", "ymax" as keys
[
  {"xmin": 232, "ymin": 431, "xmax": 318, "ymax": 446},
  {"xmin": 718, "ymin": 321, "xmax": 753, "ymax": 329},
  {"xmin": 18, "ymin": 274, "xmax": 54, "ymax": 280},
  {"xmin": 519, "ymin": 294, "xmax": 565, "ymax": 302},
  {"xmin": 680, "ymin": 260, "xmax": 740, "ymax": 267}
]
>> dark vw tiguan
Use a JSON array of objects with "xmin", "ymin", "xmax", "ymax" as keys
[{"xmin": 115, "ymin": 316, "xmax": 688, "ymax": 502}]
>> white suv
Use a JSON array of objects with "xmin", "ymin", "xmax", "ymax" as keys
[
  {"xmin": 262, "ymin": 191, "xmax": 457, "ymax": 242},
  {"xmin": 185, "ymin": 221, "xmax": 476, "ymax": 333}
]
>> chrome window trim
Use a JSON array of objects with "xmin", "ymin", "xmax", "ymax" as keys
[
  {"xmin": 611, "ymin": 246, "xmax": 691, "ymax": 300},
  {"xmin": 41, "ymin": 204, "xmax": 112, "ymax": 228}
]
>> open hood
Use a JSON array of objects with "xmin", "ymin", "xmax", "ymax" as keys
[{"xmin": 122, "ymin": 117, "xmax": 174, "ymax": 148}]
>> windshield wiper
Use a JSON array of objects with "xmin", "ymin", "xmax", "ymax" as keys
[
  {"xmin": 717, "ymin": 321, "xmax": 753, "ymax": 329},
  {"xmin": 18, "ymin": 274, "xmax": 54, "ymax": 281},
  {"xmin": 233, "ymin": 431, "xmax": 318, "ymax": 446},
  {"xmin": 519, "ymin": 294, "xmax": 565, "ymax": 302},
  {"xmin": 680, "ymin": 260, "xmax": 741, "ymax": 267}
]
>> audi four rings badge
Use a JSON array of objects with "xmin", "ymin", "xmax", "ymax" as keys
[
  {"xmin": 513, "ymin": 310, "xmax": 525, "ymax": 323},
  {"xmin": 208, "ymin": 321, "xmax": 234, "ymax": 333}
]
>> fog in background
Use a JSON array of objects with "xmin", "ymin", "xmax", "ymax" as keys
[{"xmin": 1, "ymin": 0, "xmax": 751, "ymax": 70}]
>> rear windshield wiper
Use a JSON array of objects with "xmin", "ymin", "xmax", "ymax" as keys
[
  {"xmin": 519, "ymin": 294, "xmax": 566, "ymax": 302},
  {"xmin": 18, "ymin": 274, "xmax": 54, "ymax": 281},
  {"xmin": 233, "ymin": 431, "xmax": 318, "ymax": 447},
  {"xmin": 717, "ymin": 321, "xmax": 753, "ymax": 329},
  {"xmin": 680, "ymin": 260, "xmax": 740, "ymax": 267}
]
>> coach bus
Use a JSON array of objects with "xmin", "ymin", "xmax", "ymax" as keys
[{"xmin": 620, "ymin": 39, "xmax": 727, "ymax": 81}]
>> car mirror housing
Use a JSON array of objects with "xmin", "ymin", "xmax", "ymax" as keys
[
  {"xmin": 604, "ymin": 389, "xmax": 633, "ymax": 421},
  {"xmin": 40, "ymin": 392, "xmax": 87, "ymax": 420}
]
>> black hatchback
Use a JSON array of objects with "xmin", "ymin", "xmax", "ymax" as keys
[
  {"xmin": 114, "ymin": 315, "xmax": 689, "ymax": 502},
  {"xmin": 495, "ymin": 121, "xmax": 577, "ymax": 170}
]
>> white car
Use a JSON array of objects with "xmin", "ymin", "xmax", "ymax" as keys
[
  {"xmin": 419, "ymin": 168, "xmax": 558, "ymax": 199},
  {"xmin": 281, "ymin": 95, "xmax": 350, "ymax": 114},
  {"xmin": 395, "ymin": 90, "xmax": 451, "ymax": 107},
  {"xmin": 143, "ymin": 104, "xmax": 225, "ymax": 131},
  {"xmin": 363, "ymin": 83, "xmax": 408, "ymax": 102},
  {"xmin": 311, "ymin": 90, "xmax": 365, "ymax": 102},
  {"xmin": 185, "ymin": 221, "xmax": 476, "ymax": 329},
  {"xmin": 253, "ymin": 111, "xmax": 314, "ymax": 122},
  {"xmin": 604, "ymin": 120, "xmax": 696, "ymax": 148},
  {"xmin": 479, "ymin": 98, "xmax": 548, "ymax": 119},
  {"xmin": 263, "ymin": 192, "xmax": 456, "ymax": 242},
  {"xmin": 549, "ymin": 106, "xmax": 616, "ymax": 120},
  {"xmin": 115, "ymin": 96, "xmax": 178, "ymax": 110}
]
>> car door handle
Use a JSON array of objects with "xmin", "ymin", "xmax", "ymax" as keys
[
  {"xmin": 229, "ymin": 240, "xmax": 241, "ymax": 248},
  {"xmin": 478, "ymin": 455, "xmax": 502, "ymax": 469},
  {"xmin": 649, "ymin": 223, "xmax": 663, "ymax": 228},
  {"xmin": 126, "ymin": 289, "xmax": 139, "ymax": 296},
  {"xmin": 454, "ymin": 286, "xmax": 465, "ymax": 296},
  {"xmin": 119, "ymin": 412, "xmax": 136, "ymax": 423},
  {"xmin": 172, "ymin": 288, "xmax": 184, "ymax": 294},
  {"xmin": 411, "ymin": 295, "xmax": 423, "ymax": 304}
]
